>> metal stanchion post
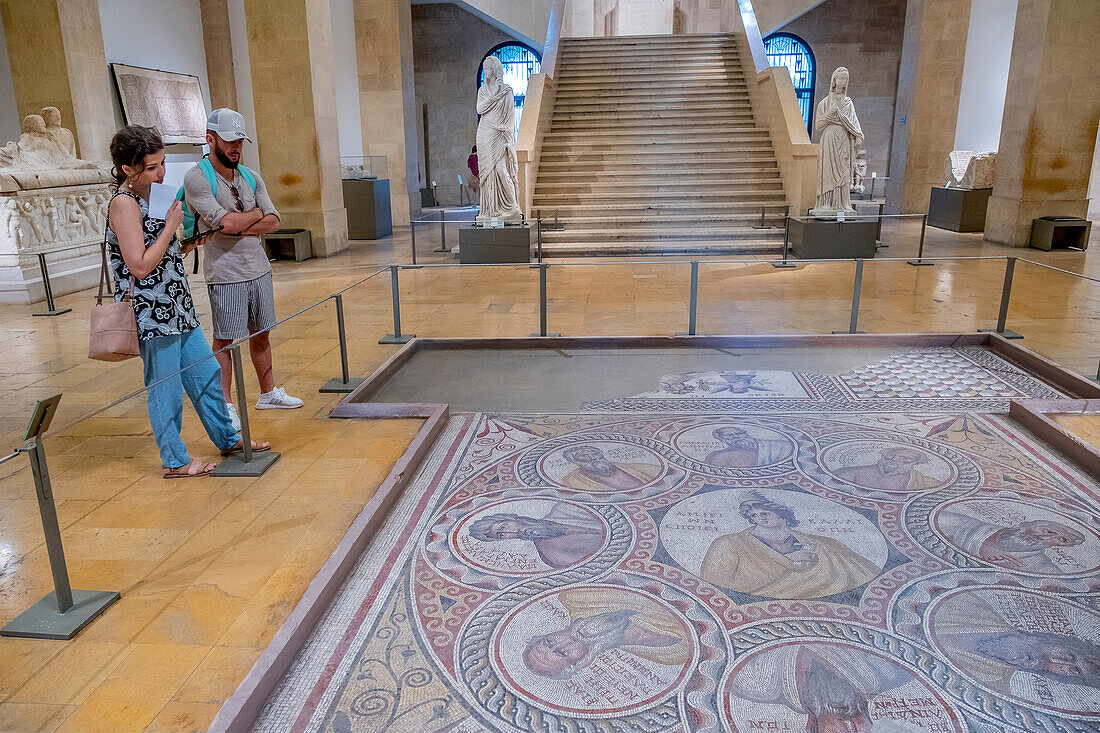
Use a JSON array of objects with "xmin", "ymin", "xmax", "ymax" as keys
[
  {"xmin": 434, "ymin": 210, "xmax": 450, "ymax": 253},
  {"xmin": 380, "ymin": 265, "xmax": 416, "ymax": 344},
  {"xmin": 33, "ymin": 253, "xmax": 72, "ymax": 317},
  {"xmin": 753, "ymin": 205, "xmax": 768, "ymax": 229},
  {"xmin": 530, "ymin": 263, "xmax": 559, "ymax": 337},
  {"xmin": 833, "ymin": 259, "xmax": 865, "ymax": 334},
  {"xmin": 907, "ymin": 214, "xmax": 934, "ymax": 266},
  {"xmin": 2, "ymin": 395, "xmax": 119, "ymax": 639},
  {"xmin": 772, "ymin": 216, "xmax": 796, "ymax": 268},
  {"xmin": 978, "ymin": 256, "xmax": 1023, "ymax": 339},
  {"xmin": 320, "ymin": 293, "xmax": 366, "ymax": 393},
  {"xmin": 409, "ymin": 219, "xmax": 417, "ymax": 265},
  {"xmin": 875, "ymin": 203, "xmax": 887, "ymax": 247},
  {"xmin": 536, "ymin": 216, "xmax": 543, "ymax": 263},
  {"xmin": 212, "ymin": 345, "xmax": 281, "ymax": 476},
  {"xmin": 676, "ymin": 261, "xmax": 703, "ymax": 336}
]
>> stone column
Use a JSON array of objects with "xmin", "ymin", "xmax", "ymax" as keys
[
  {"xmin": 885, "ymin": 0, "xmax": 971, "ymax": 214},
  {"xmin": 353, "ymin": 0, "xmax": 421, "ymax": 223},
  {"xmin": 199, "ymin": 0, "xmax": 237, "ymax": 110},
  {"xmin": 243, "ymin": 0, "xmax": 347, "ymax": 257},
  {"xmin": 985, "ymin": 0, "xmax": 1100, "ymax": 247},
  {"xmin": 0, "ymin": 0, "xmax": 114, "ymax": 160}
]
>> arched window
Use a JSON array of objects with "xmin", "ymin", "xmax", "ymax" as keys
[
  {"xmin": 477, "ymin": 42, "xmax": 542, "ymax": 138},
  {"xmin": 763, "ymin": 33, "xmax": 815, "ymax": 134}
]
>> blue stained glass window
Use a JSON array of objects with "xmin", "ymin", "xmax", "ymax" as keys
[
  {"xmin": 763, "ymin": 33, "xmax": 816, "ymax": 135},
  {"xmin": 478, "ymin": 43, "xmax": 542, "ymax": 138}
]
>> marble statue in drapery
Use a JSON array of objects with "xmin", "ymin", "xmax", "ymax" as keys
[
  {"xmin": 475, "ymin": 56, "xmax": 524, "ymax": 223},
  {"xmin": 811, "ymin": 67, "xmax": 864, "ymax": 217}
]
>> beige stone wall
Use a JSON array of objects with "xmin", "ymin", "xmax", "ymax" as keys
[
  {"xmin": 886, "ymin": 0, "xmax": 971, "ymax": 214},
  {"xmin": 985, "ymin": 0, "xmax": 1100, "ymax": 247},
  {"xmin": 778, "ymin": 0, "xmax": 906, "ymax": 183},
  {"xmin": 0, "ymin": 0, "xmax": 114, "ymax": 160},
  {"xmin": 199, "ymin": 0, "xmax": 238, "ymax": 109},
  {"xmin": 618, "ymin": 0, "xmax": 672, "ymax": 34},
  {"xmin": 411, "ymin": 3, "xmax": 516, "ymax": 206},
  {"xmin": 354, "ymin": 0, "xmax": 421, "ymax": 222},
  {"xmin": 244, "ymin": 0, "xmax": 347, "ymax": 256}
]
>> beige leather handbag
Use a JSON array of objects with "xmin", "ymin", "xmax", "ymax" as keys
[{"xmin": 89, "ymin": 239, "xmax": 139, "ymax": 362}]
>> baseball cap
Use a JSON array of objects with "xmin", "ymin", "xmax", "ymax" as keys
[{"xmin": 206, "ymin": 108, "xmax": 252, "ymax": 143}]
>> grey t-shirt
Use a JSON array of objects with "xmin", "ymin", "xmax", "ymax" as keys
[{"xmin": 183, "ymin": 162, "xmax": 280, "ymax": 284}]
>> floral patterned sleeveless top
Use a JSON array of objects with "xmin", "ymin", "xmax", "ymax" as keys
[{"xmin": 106, "ymin": 190, "xmax": 200, "ymax": 341}]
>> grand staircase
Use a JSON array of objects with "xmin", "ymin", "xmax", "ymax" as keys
[{"xmin": 534, "ymin": 33, "xmax": 787, "ymax": 256}]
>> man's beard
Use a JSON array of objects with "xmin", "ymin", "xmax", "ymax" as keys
[
  {"xmin": 572, "ymin": 610, "xmax": 633, "ymax": 652},
  {"xmin": 582, "ymin": 460, "xmax": 616, "ymax": 476},
  {"xmin": 213, "ymin": 146, "xmax": 238, "ymax": 170},
  {"xmin": 520, "ymin": 522, "xmax": 566, "ymax": 540},
  {"xmin": 729, "ymin": 438, "xmax": 757, "ymax": 450},
  {"xmin": 994, "ymin": 527, "xmax": 1046, "ymax": 552}
]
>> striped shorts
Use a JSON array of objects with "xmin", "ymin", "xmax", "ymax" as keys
[{"xmin": 207, "ymin": 272, "xmax": 277, "ymax": 340}]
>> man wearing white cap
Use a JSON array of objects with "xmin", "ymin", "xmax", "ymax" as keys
[{"xmin": 183, "ymin": 108, "xmax": 303, "ymax": 428}]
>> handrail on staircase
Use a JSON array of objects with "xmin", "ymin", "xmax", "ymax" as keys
[{"xmin": 516, "ymin": 0, "xmax": 567, "ymax": 219}]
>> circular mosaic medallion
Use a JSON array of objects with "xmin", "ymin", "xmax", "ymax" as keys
[
  {"xmin": 926, "ymin": 586, "xmax": 1100, "ymax": 719},
  {"xmin": 659, "ymin": 488, "xmax": 888, "ymax": 600},
  {"xmin": 721, "ymin": 639, "xmax": 966, "ymax": 732},
  {"xmin": 930, "ymin": 496, "xmax": 1100, "ymax": 577},
  {"xmin": 818, "ymin": 439, "xmax": 957, "ymax": 500},
  {"xmin": 450, "ymin": 498, "xmax": 609, "ymax": 576},
  {"xmin": 671, "ymin": 422, "xmax": 795, "ymax": 470},
  {"xmin": 536, "ymin": 440, "xmax": 667, "ymax": 493},
  {"xmin": 490, "ymin": 585, "xmax": 697, "ymax": 717}
]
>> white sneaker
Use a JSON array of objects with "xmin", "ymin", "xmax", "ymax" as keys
[
  {"xmin": 225, "ymin": 402, "xmax": 241, "ymax": 432},
  {"xmin": 255, "ymin": 386, "xmax": 304, "ymax": 410}
]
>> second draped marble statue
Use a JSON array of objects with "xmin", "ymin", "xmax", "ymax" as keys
[
  {"xmin": 812, "ymin": 67, "xmax": 864, "ymax": 217},
  {"xmin": 475, "ymin": 56, "xmax": 524, "ymax": 224}
]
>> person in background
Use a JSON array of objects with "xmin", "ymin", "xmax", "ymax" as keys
[
  {"xmin": 106, "ymin": 125, "xmax": 269, "ymax": 477},
  {"xmin": 466, "ymin": 145, "xmax": 480, "ymax": 205},
  {"xmin": 183, "ymin": 108, "xmax": 303, "ymax": 431}
]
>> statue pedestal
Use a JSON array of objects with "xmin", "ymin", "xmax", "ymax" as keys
[
  {"xmin": 789, "ymin": 218, "xmax": 877, "ymax": 259},
  {"xmin": 458, "ymin": 224, "xmax": 534, "ymax": 264},
  {"xmin": 343, "ymin": 178, "xmax": 392, "ymax": 239},
  {"xmin": 928, "ymin": 186, "xmax": 992, "ymax": 233}
]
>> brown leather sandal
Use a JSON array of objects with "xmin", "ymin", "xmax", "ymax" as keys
[
  {"xmin": 163, "ymin": 458, "xmax": 216, "ymax": 479},
  {"xmin": 220, "ymin": 439, "xmax": 271, "ymax": 457}
]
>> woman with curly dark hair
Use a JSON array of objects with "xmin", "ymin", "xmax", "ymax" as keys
[{"xmin": 107, "ymin": 125, "xmax": 268, "ymax": 477}]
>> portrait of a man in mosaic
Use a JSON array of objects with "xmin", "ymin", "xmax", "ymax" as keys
[
  {"xmin": 521, "ymin": 588, "xmax": 690, "ymax": 680},
  {"xmin": 466, "ymin": 503, "xmax": 605, "ymax": 569},
  {"xmin": 558, "ymin": 444, "xmax": 660, "ymax": 491},
  {"xmin": 834, "ymin": 446, "xmax": 939, "ymax": 493},
  {"xmin": 937, "ymin": 510, "xmax": 1085, "ymax": 574}
]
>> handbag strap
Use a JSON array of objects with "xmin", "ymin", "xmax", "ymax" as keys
[{"xmin": 98, "ymin": 192, "xmax": 137, "ymax": 305}]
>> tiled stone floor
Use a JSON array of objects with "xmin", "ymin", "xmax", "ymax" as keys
[{"xmin": 0, "ymin": 219, "xmax": 1097, "ymax": 731}]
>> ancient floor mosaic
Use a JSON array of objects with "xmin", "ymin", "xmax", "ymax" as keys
[{"xmin": 252, "ymin": 348, "xmax": 1099, "ymax": 733}]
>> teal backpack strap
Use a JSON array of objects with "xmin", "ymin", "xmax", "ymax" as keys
[
  {"xmin": 197, "ymin": 157, "xmax": 218, "ymax": 194},
  {"xmin": 237, "ymin": 164, "xmax": 257, "ymax": 193}
]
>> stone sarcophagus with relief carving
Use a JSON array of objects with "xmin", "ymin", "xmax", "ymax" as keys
[{"xmin": 0, "ymin": 110, "xmax": 113, "ymax": 304}]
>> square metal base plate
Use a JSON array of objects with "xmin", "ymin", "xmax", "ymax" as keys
[
  {"xmin": 319, "ymin": 377, "xmax": 366, "ymax": 393},
  {"xmin": 529, "ymin": 333, "xmax": 561, "ymax": 337},
  {"xmin": 210, "ymin": 450, "xmax": 281, "ymax": 477},
  {"xmin": 906, "ymin": 260, "xmax": 935, "ymax": 266},
  {"xmin": 832, "ymin": 330, "xmax": 867, "ymax": 334},
  {"xmin": 978, "ymin": 328, "xmax": 1024, "ymax": 339},
  {"xmin": 1, "ymin": 589, "xmax": 120, "ymax": 640},
  {"xmin": 675, "ymin": 332, "xmax": 709, "ymax": 337},
  {"xmin": 379, "ymin": 334, "xmax": 416, "ymax": 344},
  {"xmin": 33, "ymin": 308, "xmax": 72, "ymax": 317},
  {"xmin": 771, "ymin": 261, "xmax": 797, "ymax": 268}
]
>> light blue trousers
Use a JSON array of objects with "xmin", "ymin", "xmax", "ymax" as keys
[{"xmin": 139, "ymin": 327, "xmax": 240, "ymax": 468}]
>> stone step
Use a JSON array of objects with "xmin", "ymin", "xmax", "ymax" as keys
[
  {"xmin": 544, "ymin": 128, "xmax": 771, "ymax": 141},
  {"xmin": 535, "ymin": 190, "xmax": 785, "ymax": 204},
  {"xmin": 563, "ymin": 34, "xmax": 733, "ymax": 47},
  {"xmin": 555, "ymin": 84, "xmax": 749, "ymax": 97},
  {"xmin": 537, "ymin": 239, "xmax": 781, "ymax": 257},
  {"xmin": 537, "ymin": 201, "xmax": 787, "ymax": 216},
  {"xmin": 552, "ymin": 106, "xmax": 754, "ymax": 120},
  {"xmin": 544, "ymin": 212, "xmax": 783, "ymax": 227},
  {"xmin": 541, "ymin": 225, "xmax": 783, "ymax": 242},
  {"xmin": 552, "ymin": 100, "xmax": 752, "ymax": 114},
  {"xmin": 550, "ymin": 115, "xmax": 756, "ymax": 129},
  {"xmin": 558, "ymin": 60, "xmax": 741, "ymax": 74},
  {"xmin": 538, "ymin": 153, "xmax": 779, "ymax": 166},
  {"xmin": 557, "ymin": 68, "xmax": 745, "ymax": 81},
  {"xmin": 536, "ymin": 166, "xmax": 780, "ymax": 182},
  {"xmin": 535, "ymin": 176, "xmax": 782, "ymax": 191},
  {"xmin": 540, "ymin": 143, "xmax": 775, "ymax": 157}
]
